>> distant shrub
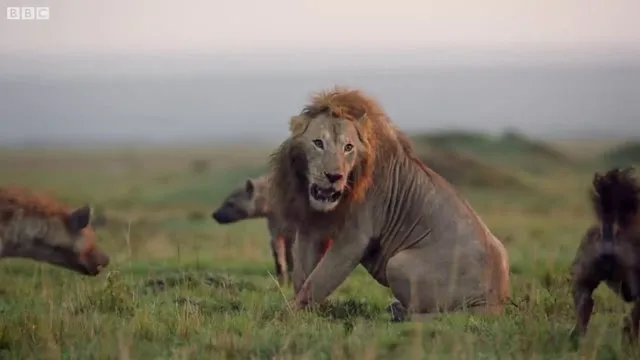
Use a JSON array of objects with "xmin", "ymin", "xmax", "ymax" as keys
[
  {"xmin": 414, "ymin": 130, "xmax": 570, "ymax": 163},
  {"xmin": 187, "ymin": 210, "xmax": 206, "ymax": 222},
  {"xmin": 189, "ymin": 159, "xmax": 211, "ymax": 174},
  {"xmin": 411, "ymin": 130, "xmax": 574, "ymax": 174},
  {"xmin": 602, "ymin": 141, "xmax": 640, "ymax": 167},
  {"xmin": 415, "ymin": 144, "xmax": 528, "ymax": 190}
]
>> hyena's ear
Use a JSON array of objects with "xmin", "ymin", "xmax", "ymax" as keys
[
  {"xmin": 245, "ymin": 179, "xmax": 255, "ymax": 196},
  {"xmin": 66, "ymin": 205, "xmax": 91, "ymax": 232},
  {"xmin": 593, "ymin": 172, "xmax": 604, "ymax": 188},
  {"xmin": 289, "ymin": 115, "xmax": 310, "ymax": 137}
]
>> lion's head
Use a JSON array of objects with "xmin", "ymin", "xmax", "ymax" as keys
[
  {"xmin": 288, "ymin": 113, "xmax": 370, "ymax": 212},
  {"xmin": 269, "ymin": 87, "xmax": 397, "ymax": 223}
]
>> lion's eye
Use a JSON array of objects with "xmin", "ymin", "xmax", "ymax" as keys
[
  {"xmin": 344, "ymin": 144, "xmax": 354, "ymax": 152},
  {"xmin": 312, "ymin": 139, "xmax": 324, "ymax": 149}
]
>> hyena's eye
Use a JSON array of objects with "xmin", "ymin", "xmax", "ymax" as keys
[{"xmin": 312, "ymin": 139, "xmax": 324, "ymax": 150}]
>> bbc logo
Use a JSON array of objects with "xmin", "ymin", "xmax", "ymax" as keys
[{"xmin": 6, "ymin": 7, "xmax": 50, "ymax": 20}]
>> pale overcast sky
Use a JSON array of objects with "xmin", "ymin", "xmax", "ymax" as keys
[
  {"xmin": 0, "ymin": 1, "xmax": 639, "ymax": 144},
  {"xmin": 0, "ymin": 0, "xmax": 639, "ymax": 54}
]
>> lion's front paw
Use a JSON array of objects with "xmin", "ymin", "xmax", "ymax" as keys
[
  {"xmin": 283, "ymin": 296, "xmax": 307, "ymax": 311},
  {"xmin": 386, "ymin": 299, "xmax": 408, "ymax": 322}
]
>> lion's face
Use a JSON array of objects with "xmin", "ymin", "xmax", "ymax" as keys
[{"xmin": 294, "ymin": 114, "xmax": 364, "ymax": 212}]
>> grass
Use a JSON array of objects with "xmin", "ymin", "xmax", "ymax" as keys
[{"xmin": 0, "ymin": 134, "xmax": 639, "ymax": 359}]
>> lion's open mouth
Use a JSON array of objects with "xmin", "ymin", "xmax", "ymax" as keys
[{"xmin": 309, "ymin": 184, "xmax": 342, "ymax": 203}]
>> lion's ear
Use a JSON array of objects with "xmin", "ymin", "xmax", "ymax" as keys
[
  {"xmin": 289, "ymin": 115, "xmax": 310, "ymax": 137},
  {"xmin": 354, "ymin": 113, "xmax": 370, "ymax": 146}
]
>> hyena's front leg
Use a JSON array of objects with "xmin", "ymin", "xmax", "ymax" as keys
[
  {"xmin": 623, "ymin": 271, "xmax": 640, "ymax": 341},
  {"xmin": 570, "ymin": 281, "xmax": 598, "ymax": 338},
  {"xmin": 271, "ymin": 235, "xmax": 289, "ymax": 285},
  {"xmin": 285, "ymin": 236, "xmax": 295, "ymax": 283},
  {"xmin": 623, "ymin": 301, "xmax": 640, "ymax": 342}
]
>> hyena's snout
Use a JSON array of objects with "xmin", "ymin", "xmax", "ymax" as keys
[
  {"xmin": 211, "ymin": 209, "xmax": 228, "ymax": 223},
  {"xmin": 81, "ymin": 247, "xmax": 110, "ymax": 276},
  {"xmin": 212, "ymin": 206, "xmax": 247, "ymax": 224}
]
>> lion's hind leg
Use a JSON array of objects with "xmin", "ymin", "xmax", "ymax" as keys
[{"xmin": 385, "ymin": 248, "xmax": 490, "ymax": 321}]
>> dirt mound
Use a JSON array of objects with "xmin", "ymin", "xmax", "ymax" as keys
[
  {"xmin": 412, "ymin": 130, "xmax": 574, "ymax": 173},
  {"xmin": 415, "ymin": 144, "xmax": 528, "ymax": 190},
  {"xmin": 602, "ymin": 141, "xmax": 640, "ymax": 166}
]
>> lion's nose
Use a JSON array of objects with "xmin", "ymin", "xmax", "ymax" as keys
[{"xmin": 324, "ymin": 172, "xmax": 343, "ymax": 183}]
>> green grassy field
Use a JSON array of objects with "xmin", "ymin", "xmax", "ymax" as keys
[{"xmin": 0, "ymin": 134, "xmax": 639, "ymax": 359}]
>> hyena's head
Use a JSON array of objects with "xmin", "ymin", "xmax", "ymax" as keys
[
  {"xmin": 1, "ymin": 202, "xmax": 110, "ymax": 276},
  {"xmin": 212, "ymin": 176, "xmax": 271, "ymax": 224}
]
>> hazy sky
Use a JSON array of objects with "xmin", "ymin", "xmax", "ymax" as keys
[
  {"xmin": 1, "ymin": 0, "xmax": 639, "ymax": 54},
  {"xmin": 1, "ymin": 1, "xmax": 639, "ymax": 144}
]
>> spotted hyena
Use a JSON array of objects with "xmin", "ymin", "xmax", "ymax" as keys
[
  {"xmin": 212, "ymin": 174, "xmax": 331, "ymax": 285},
  {"xmin": 0, "ymin": 185, "xmax": 110, "ymax": 276},
  {"xmin": 571, "ymin": 167, "xmax": 640, "ymax": 341}
]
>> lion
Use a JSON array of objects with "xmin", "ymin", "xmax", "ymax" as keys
[
  {"xmin": 268, "ymin": 86, "xmax": 510, "ymax": 320},
  {"xmin": 570, "ymin": 167, "xmax": 640, "ymax": 341},
  {"xmin": 0, "ymin": 185, "xmax": 110, "ymax": 276},
  {"xmin": 212, "ymin": 174, "xmax": 332, "ymax": 286}
]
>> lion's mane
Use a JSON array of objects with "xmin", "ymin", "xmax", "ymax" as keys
[{"xmin": 268, "ymin": 86, "xmax": 434, "ymax": 229}]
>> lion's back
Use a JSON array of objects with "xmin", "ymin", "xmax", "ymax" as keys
[{"xmin": 364, "ymin": 155, "xmax": 510, "ymax": 306}]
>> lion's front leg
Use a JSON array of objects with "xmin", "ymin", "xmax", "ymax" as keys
[
  {"xmin": 295, "ymin": 231, "xmax": 369, "ymax": 308},
  {"xmin": 291, "ymin": 232, "xmax": 325, "ymax": 295}
]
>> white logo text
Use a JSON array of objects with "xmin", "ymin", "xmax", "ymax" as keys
[{"xmin": 6, "ymin": 7, "xmax": 50, "ymax": 20}]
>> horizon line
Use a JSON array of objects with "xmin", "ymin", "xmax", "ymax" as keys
[{"xmin": 1, "ymin": 42, "xmax": 640, "ymax": 56}]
